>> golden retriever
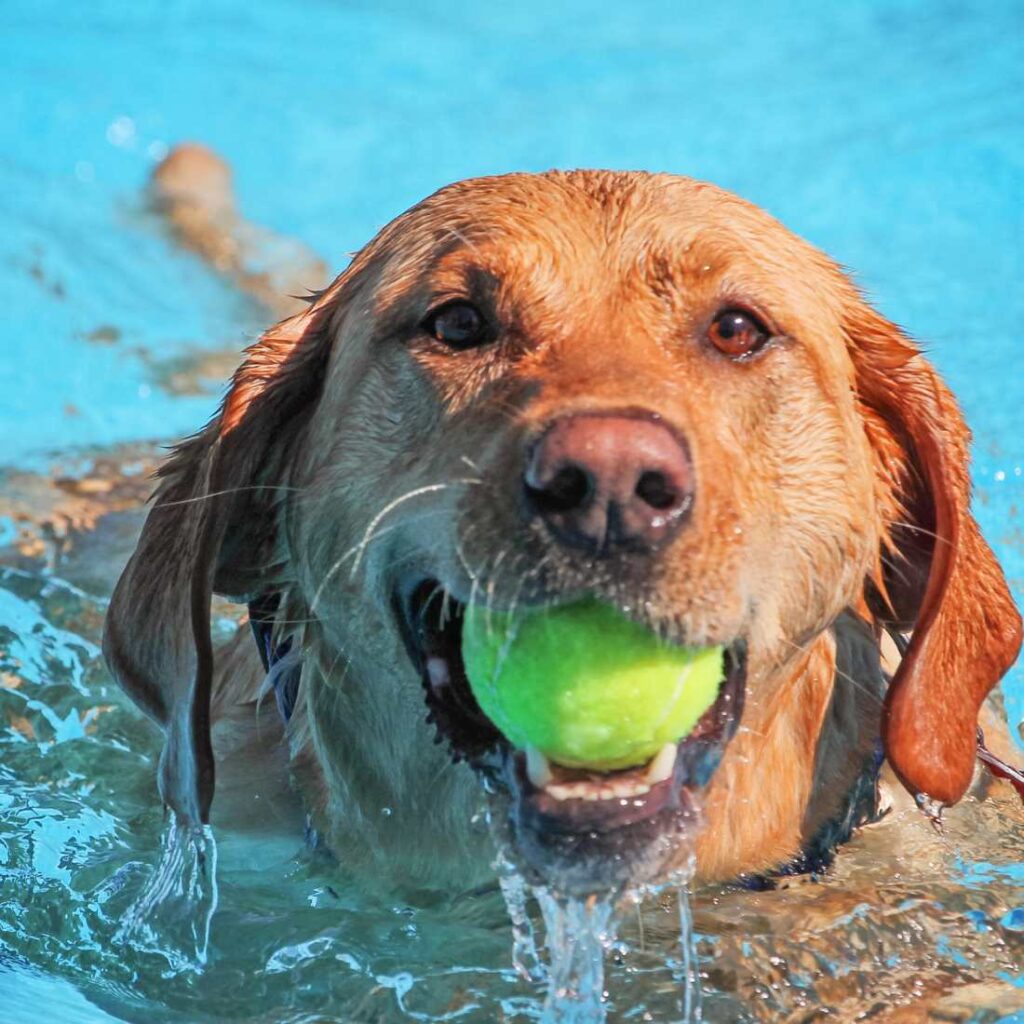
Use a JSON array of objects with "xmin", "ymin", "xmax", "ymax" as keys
[{"xmin": 104, "ymin": 145, "xmax": 1022, "ymax": 896}]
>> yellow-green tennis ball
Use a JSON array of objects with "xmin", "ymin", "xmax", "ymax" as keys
[{"xmin": 461, "ymin": 600, "xmax": 724, "ymax": 771}]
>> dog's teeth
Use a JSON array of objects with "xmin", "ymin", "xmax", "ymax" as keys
[
  {"xmin": 645, "ymin": 742, "xmax": 677, "ymax": 784},
  {"xmin": 529, "ymin": 747, "xmax": 670, "ymax": 802},
  {"xmin": 525, "ymin": 746, "xmax": 553, "ymax": 788},
  {"xmin": 544, "ymin": 778, "xmax": 652, "ymax": 801},
  {"xmin": 545, "ymin": 784, "xmax": 568, "ymax": 801},
  {"xmin": 616, "ymin": 780, "xmax": 651, "ymax": 798},
  {"xmin": 426, "ymin": 656, "xmax": 449, "ymax": 691}
]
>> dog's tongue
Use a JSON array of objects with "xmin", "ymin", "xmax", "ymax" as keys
[{"xmin": 461, "ymin": 600, "xmax": 725, "ymax": 772}]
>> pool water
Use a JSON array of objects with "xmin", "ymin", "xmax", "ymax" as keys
[{"xmin": 2, "ymin": 1, "xmax": 1023, "ymax": 1020}]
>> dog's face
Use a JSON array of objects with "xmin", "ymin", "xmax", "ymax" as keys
[
  {"xmin": 289, "ymin": 174, "xmax": 883, "ymax": 887},
  {"xmin": 304, "ymin": 174, "xmax": 880, "ymax": 648},
  {"xmin": 104, "ymin": 173, "xmax": 1021, "ymax": 893}
]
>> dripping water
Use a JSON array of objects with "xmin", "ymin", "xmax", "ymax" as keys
[
  {"xmin": 113, "ymin": 817, "xmax": 219, "ymax": 974},
  {"xmin": 497, "ymin": 868, "xmax": 548, "ymax": 984},
  {"xmin": 497, "ymin": 868, "xmax": 704, "ymax": 1022},
  {"xmin": 677, "ymin": 885, "xmax": 702, "ymax": 1022},
  {"xmin": 535, "ymin": 887, "xmax": 617, "ymax": 1023}
]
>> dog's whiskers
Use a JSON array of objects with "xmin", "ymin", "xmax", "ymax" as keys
[
  {"xmin": 443, "ymin": 225, "xmax": 481, "ymax": 253},
  {"xmin": 349, "ymin": 479, "xmax": 482, "ymax": 579},
  {"xmin": 454, "ymin": 519, "xmax": 481, "ymax": 583},
  {"xmin": 504, "ymin": 551, "xmax": 534, "ymax": 626},
  {"xmin": 777, "ymin": 634, "xmax": 886, "ymax": 711},
  {"xmin": 484, "ymin": 546, "xmax": 512, "ymax": 634},
  {"xmin": 154, "ymin": 483, "xmax": 303, "ymax": 509},
  {"xmin": 307, "ymin": 480, "xmax": 480, "ymax": 615},
  {"xmin": 888, "ymin": 519, "xmax": 951, "ymax": 546}
]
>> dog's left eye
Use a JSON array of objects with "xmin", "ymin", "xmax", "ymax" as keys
[
  {"xmin": 422, "ymin": 301, "xmax": 490, "ymax": 350},
  {"xmin": 707, "ymin": 309, "xmax": 770, "ymax": 359}
]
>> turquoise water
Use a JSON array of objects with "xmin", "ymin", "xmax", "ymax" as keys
[{"xmin": 2, "ymin": 1, "xmax": 1023, "ymax": 1020}]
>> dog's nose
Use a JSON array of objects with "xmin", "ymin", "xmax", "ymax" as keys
[{"xmin": 523, "ymin": 413, "xmax": 694, "ymax": 552}]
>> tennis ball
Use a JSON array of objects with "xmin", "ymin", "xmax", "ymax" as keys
[{"xmin": 461, "ymin": 600, "xmax": 724, "ymax": 771}]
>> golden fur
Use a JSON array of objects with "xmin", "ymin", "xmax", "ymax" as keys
[{"xmin": 104, "ymin": 145, "xmax": 1022, "ymax": 889}]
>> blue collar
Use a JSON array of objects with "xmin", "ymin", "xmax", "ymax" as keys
[{"xmin": 249, "ymin": 593, "xmax": 300, "ymax": 723}]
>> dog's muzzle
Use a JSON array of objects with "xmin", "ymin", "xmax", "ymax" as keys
[{"xmin": 394, "ymin": 578, "xmax": 746, "ymax": 894}]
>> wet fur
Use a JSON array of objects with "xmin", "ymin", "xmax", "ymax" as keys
[{"xmin": 105, "ymin": 147, "xmax": 1022, "ymax": 889}]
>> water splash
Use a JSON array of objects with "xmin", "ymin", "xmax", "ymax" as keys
[
  {"xmin": 494, "ymin": 837, "xmax": 706, "ymax": 1021},
  {"xmin": 535, "ymin": 888, "xmax": 618, "ymax": 1024},
  {"xmin": 113, "ymin": 817, "xmax": 219, "ymax": 974},
  {"xmin": 498, "ymin": 869, "xmax": 548, "ymax": 985}
]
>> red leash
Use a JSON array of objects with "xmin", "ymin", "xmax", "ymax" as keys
[{"xmin": 977, "ymin": 728, "xmax": 1024, "ymax": 802}]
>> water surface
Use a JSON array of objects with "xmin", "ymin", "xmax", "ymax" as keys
[{"xmin": 2, "ymin": 1, "xmax": 1023, "ymax": 1020}]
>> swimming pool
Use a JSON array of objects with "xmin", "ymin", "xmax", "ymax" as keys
[{"xmin": 2, "ymin": 1, "xmax": 1023, "ymax": 1020}]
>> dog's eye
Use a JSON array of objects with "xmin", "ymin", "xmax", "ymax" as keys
[
  {"xmin": 422, "ymin": 301, "xmax": 489, "ymax": 350},
  {"xmin": 707, "ymin": 309, "xmax": 770, "ymax": 359}
]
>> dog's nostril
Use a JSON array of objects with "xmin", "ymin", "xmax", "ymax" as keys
[
  {"xmin": 523, "ymin": 413, "xmax": 695, "ymax": 553},
  {"xmin": 635, "ymin": 470, "xmax": 677, "ymax": 511},
  {"xmin": 530, "ymin": 464, "xmax": 593, "ymax": 513}
]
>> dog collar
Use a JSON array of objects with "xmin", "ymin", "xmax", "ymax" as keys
[{"xmin": 249, "ymin": 593, "xmax": 300, "ymax": 724}]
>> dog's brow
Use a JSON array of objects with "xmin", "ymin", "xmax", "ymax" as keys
[
  {"xmin": 374, "ymin": 260, "xmax": 504, "ymax": 331},
  {"xmin": 634, "ymin": 232, "xmax": 728, "ymax": 291},
  {"xmin": 641, "ymin": 250, "xmax": 683, "ymax": 298}
]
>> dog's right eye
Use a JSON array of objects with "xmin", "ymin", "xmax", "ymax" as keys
[{"xmin": 422, "ymin": 301, "xmax": 490, "ymax": 350}]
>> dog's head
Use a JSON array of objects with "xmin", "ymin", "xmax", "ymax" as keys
[{"xmin": 104, "ymin": 172, "xmax": 1021, "ymax": 892}]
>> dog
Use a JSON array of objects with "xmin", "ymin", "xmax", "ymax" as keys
[{"xmin": 104, "ymin": 146, "xmax": 1022, "ymax": 897}]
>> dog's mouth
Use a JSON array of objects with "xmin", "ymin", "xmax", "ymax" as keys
[{"xmin": 394, "ymin": 578, "xmax": 746, "ymax": 894}]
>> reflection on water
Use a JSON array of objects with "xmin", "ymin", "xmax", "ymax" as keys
[{"xmin": 0, "ymin": 515, "xmax": 1022, "ymax": 1021}]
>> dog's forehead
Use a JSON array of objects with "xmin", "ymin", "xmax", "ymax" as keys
[{"xmin": 365, "ymin": 172, "xmax": 841, "ymax": 319}]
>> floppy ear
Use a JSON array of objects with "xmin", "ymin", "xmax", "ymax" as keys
[
  {"xmin": 849, "ymin": 302, "xmax": 1022, "ymax": 806},
  {"xmin": 102, "ymin": 291, "xmax": 337, "ymax": 825}
]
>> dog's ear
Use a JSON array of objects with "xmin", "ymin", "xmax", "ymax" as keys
[
  {"xmin": 848, "ymin": 301, "xmax": 1022, "ymax": 806},
  {"xmin": 103, "ymin": 289, "xmax": 340, "ymax": 826}
]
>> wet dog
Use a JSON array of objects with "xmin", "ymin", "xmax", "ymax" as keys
[{"xmin": 104, "ymin": 146, "xmax": 1022, "ymax": 894}]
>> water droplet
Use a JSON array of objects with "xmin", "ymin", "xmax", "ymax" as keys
[{"xmin": 106, "ymin": 115, "xmax": 136, "ymax": 148}]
